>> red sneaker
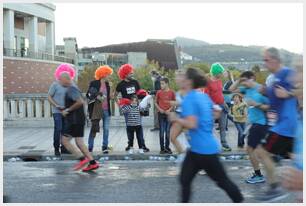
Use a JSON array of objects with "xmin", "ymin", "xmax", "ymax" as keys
[
  {"xmin": 73, "ymin": 158, "xmax": 90, "ymax": 171},
  {"xmin": 82, "ymin": 161, "xmax": 99, "ymax": 172}
]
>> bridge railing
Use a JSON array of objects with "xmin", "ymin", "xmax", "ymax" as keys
[{"xmin": 3, "ymin": 93, "xmax": 154, "ymax": 121}]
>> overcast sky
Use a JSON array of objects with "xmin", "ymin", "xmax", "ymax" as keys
[{"xmin": 54, "ymin": 3, "xmax": 303, "ymax": 54}]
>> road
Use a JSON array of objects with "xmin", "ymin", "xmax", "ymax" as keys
[{"xmin": 3, "ymin": 160, "xmax": 297, "ymax": 203}]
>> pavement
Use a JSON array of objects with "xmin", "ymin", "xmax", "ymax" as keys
[
  {"xmin": 4, "ymin": 123, "xmax": 247, "ymax": 160},
  {"xmin": 3, "ymin": 160, "xmax": 297, "ymax": 203}
]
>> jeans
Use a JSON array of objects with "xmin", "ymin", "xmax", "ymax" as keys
[
  {"xmin": 158, "ymin": 113, "xmax": 170, "ymax": 150},
  {"xmin": 218, "ymin": 105, "xmax": 229, "ymax": 147},
  {"xmin": 88, "ymin": 110, "xmax": 110, "ymax": 151},
  {"xmin": 180, "ymin": 151, "xmax": 243, "ymax": 203},
  {"xmin": 234, "ymin": 122, "xmax": 246, "ymax": 146},
  {"xmin": 53, "ymin": 113, "xmax": 64, "ymax": 150},
  {"xmin": 127, "ymin": 125, "xmax": 145, "ymax": 148}
]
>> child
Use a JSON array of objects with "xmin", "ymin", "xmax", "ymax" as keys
[
  {"xmin": 57, "ymin": 66, "xmax": 99, "ymax": 172},
  {"xmin": 121, "ymin": 95, "xmax": 150, "ymax": 154},
  {"xmin": 230, "ymin": 93, "xmax": 247, "ymax": 148},
  {"xmin": 155, "ymin": 77, "xmax": 176, "ymax": 154},
  {"xmin": 168, "ymin": 68, "xmax": 243, "ymax": 203}
]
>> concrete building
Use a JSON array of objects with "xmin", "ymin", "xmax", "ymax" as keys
[{"xmin": 3, "ymin": 3, "xmax": 56, "ymax": 57}]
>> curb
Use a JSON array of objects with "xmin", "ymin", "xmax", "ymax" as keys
[{"xmin": 4, "ymin": 153, "xmax": 249, "ymax": 162}]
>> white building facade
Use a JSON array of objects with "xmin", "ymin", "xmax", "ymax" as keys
[{"xmin": 3, "ymin": 3, "xmax": 56, "ymax": 57}]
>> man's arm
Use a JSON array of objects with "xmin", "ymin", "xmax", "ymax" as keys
[
  {"xmin": 229, "ymin": 79, "xmax": 241, "ymax": 93},
  {"xmin": 48, "ymin": 95, "xmax": 60, "ymax": 108}
]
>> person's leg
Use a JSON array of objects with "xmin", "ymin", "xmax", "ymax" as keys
[
  {"xmin": 241, "ymin": 123, "xmax": 246, "ymax": 145},
  {"xmin": 202, "ymin": 155, "xmax": 243, "ymax": 202},
  {"xmin": 135, "ymin": 125, "xmax": 145, "ymax": 149},
  {"xmin": 88, "ymin": 130, "xmax": 95, "ymax": 152},
  {"xmin": 165, "ymin": 119, "xmax": 171, "ymax": 150},
  {"xmin": 102, "ymin": 110, "xmax": 110, "ymax": 149},
  {"xmin": 180, "ymin": 151, "xmax": 200, "ymax": 203},
  {"xmin": 170, "ymin": 122, "xmax": 184, "ymax": 153},
  {"xmin": 247, "ymin": 146, "xmax": 261, "ymax": 171},
  {"xmin": 126, "ymin": 126, "xmax": 135, "ymax": 149},
  {"xmin": 234, "ymin": 122, "xmax": 243, "ymax": 146},
  {"xmin": 53, "ymin": 113, "xmax": 62, "ymax": 153},
  {"xmin": 61, "ymin": 135, "xmax": 81, "ymax": 157},
  {"xmin": 75, "ymin": 137, "xmax": 94, "ymax": 161},
  {"xmin": 219, "ymin": 109, "xmax": 230, "ymax": 149},
  {"xmin": 255, "ymin": 145, "xmax": 277, "ymax": 185},
  {"xmin": 158, "ymin": 113, "xmax": 165, "ymax": 151}
]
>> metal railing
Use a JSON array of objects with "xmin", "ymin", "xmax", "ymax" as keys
[{"xmin": 3, "ymin": 48, "xmax": 74, "ymax": 64}]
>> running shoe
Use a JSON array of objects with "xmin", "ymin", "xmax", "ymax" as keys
[
  {"xmin": 125, "ymin": 145, "xmax": 132, "ymax": 151},
  {"xmin": 165, "ymin": 148, "xmax": 173, "ymax": 154},
  {"xmin": 246, "ymin": 173, "xmax": 266, "ymax": 184},
  {"xmin": 73, "ymin": 158, "xmax": 90, "ymax": 171},
  {"xmin": 82, "ymin": 161, "xmax": 99, "ymax": 172},
  {"xmin": 256, "ymin": 186, "xmax": 288, "ymax": 202},
  {"xmin": 102, "ymin": 146, "xmax": 109, "ymax": 154},
  {"xmin": 143, "ymin": 147, "xmax": 150, "ymax": 153},
  {"xmin": 222, "ymin": 146, "xmax": 232, "ymax": 152},
  {"xmin": 128, "ymin": 147, "xmax": 134, "ymax": 154}
]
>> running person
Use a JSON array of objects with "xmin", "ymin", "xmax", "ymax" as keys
[
  {"xmin": 254, "ymin": 48, "xmax": 299, "ymax": 201},
  {"xmin": 58, "ymin": 68, "xmax": 99, "ymax": 172},
  {"xmin": 168, "ymin": 68, "xmax": 243, "ymax": 203},
  {"xmin": 229, "ymin": 71, "xmax": 270, "ymax": 184}
]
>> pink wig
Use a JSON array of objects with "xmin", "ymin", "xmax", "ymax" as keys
[{"xmin": 54, "ymin": 64, "xmax": 76, "ymax": 80}]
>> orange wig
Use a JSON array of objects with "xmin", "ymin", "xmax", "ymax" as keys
[{"xmin": 95, "ymin": 65, "xmax": 113, "ymax": 80}]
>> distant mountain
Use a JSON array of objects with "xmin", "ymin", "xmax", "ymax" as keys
[
  {"xmin": 181, "ymin": 43, "xmax": 300, "ymax": 67},
  {"xmin": 174, "ymin": 37, "xmax": 209, "ymax": 48}
]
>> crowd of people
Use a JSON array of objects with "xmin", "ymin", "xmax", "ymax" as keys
[{"xmin": 47, "ymin": 47, "xmax": 303, "ymax": 202}]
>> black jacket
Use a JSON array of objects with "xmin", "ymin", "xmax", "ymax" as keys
[{"xmin": 86, "ymin": 80, "xmax": 111, "ymax": 117}]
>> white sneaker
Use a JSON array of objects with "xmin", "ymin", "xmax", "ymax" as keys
[
  {"xmin": 175, "ymin": 153, "xmax": 186, "ymax": 164},
  {"xmin": 128, "ymin": 148, "xmax": 134, "ymax": 154},
  {"xmin": 138, "ymin": 149, "xmax": 144, "ymax": 154}
]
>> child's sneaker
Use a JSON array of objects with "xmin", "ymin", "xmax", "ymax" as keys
[
  {"xmin": 73, "ymin": 158, "xmax": 90, "ymax": 171},
  {"xmin": 82, "ymin": 161, "xmax": 99, "ymax": 172},
  {"xmin": 128, "ymin": 147, "xmax": 134, "ymax": 154}
]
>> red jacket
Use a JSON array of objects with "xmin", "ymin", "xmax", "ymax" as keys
[{"xmin": 204, "ymin": 79, "xmax": 224, "ymax": 105}]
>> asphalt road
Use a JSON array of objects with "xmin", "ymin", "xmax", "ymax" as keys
[{"xmin": 3, "ymin": 160, "xmax": 297, "ymax": 203}]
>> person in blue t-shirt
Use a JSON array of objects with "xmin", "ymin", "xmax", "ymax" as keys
[
  {"xmin": 252, "ymin": 47, "xmax": 299, "ymax": 202},
  {"xmin": 168, "ymin": 68, "xmax": 243, "ymax": 203},
  {"xmin": 229, "ymin": 71, "xmax": 270, "ymax": 184}
]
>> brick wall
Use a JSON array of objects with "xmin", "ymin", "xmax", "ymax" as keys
[{"xmin": 3, "ymin": 58, "xmax": 73, "ymax": 94}]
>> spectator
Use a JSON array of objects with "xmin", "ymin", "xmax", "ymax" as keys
[
  {"xmin": 230, "ymin": 93, "xmax": 247, "ymax": 148},
  {"xmin": 86, "ymin": 65, "xmax": 113, "ymax": 154},
  {"xmin": 155, "ymin": 77, "xmax": 176, "ymax": 154},
  {"xmin": 150, "ymin": 70, "xmax": 161, "ymax": 131},
  {"xmin": 205, "ymin": 63, "xmax": 231, "ymax": 151}
]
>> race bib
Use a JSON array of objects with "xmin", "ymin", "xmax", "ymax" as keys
[
  {"xmin": 266, "ymin": 110, "xmax": 278, "ymax": 126},
  {"xmin": 126, "ymin": 86, "xmax": 136, "ymax": 94}
]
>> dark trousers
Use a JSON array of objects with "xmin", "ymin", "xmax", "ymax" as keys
[
  {"xmin": 53, "ymin": 113, "xmax": 64, "ymax": 151},
  {"xmin": 158, "ymin": 113, "xmax": 170, "ymax": 150},
  {"xmin": 180, "ymin": 151, "xmax": 243, "ymax": 203},
  {"xmin": 127, "ymin": 125, "xmax": 145, "ymax": 149}
]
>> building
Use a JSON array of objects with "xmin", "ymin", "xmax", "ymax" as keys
[
  {"xmin": 81, "ymin": 39, "xmax": 181, "ymax": 70},
  {"xmin": 180, "ymin": 51, "xmax": 193, "ymax": 65},
  {"xmin": 3, "ymin": 3, "xmax": 75, "ymax": 94},
  {"xmin": 3, "ymin": 3, "xmax": 56, "ymax": 57}
]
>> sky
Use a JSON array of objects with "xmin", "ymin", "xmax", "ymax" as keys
[{"xmin": 54, "ymin": 3, "xmax": 303, "ymax": 54}]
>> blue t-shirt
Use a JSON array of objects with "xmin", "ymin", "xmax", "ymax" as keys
[
  {"xmin": 181, "ymin": 90, "xmax": 221, "ymax": 154},
  {"xmin": 267, "ymin": 67, "xmax": 298, "ymax": 138},
  {"xmin": 240, "ymin": 83, "xmax": 269, "ymax": 125}
]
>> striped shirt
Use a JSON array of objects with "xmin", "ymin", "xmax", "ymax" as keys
[{"xmin": 121, "ymin": 104, "xmax": 142, "ymax": 126}]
